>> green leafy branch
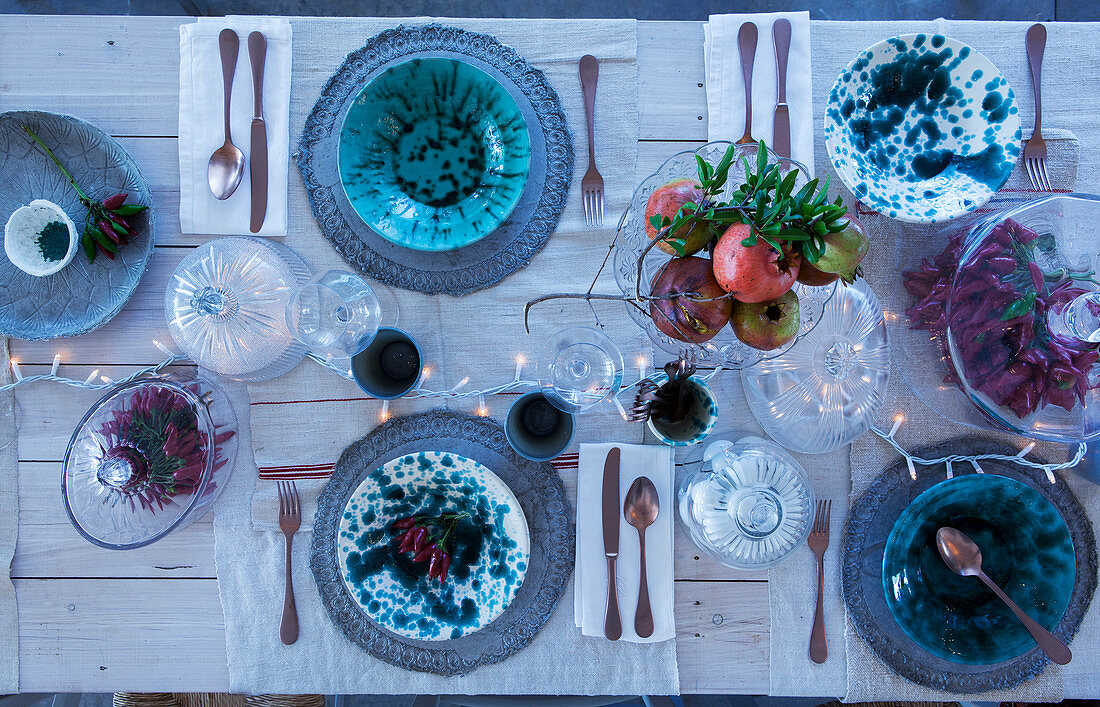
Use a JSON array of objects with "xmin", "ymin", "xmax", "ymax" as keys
[{"xmin": 647, "ymin": 141, "xmax": 850, "ymax": 263}]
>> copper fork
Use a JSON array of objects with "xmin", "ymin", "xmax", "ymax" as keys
[
  {"xmin": 808, "ymin": 499, "xmax": 831, "ymax": 663},
  {"xmin": 278, "ymin": 479, "xmax": 301, "ymax": 645},
  {"xmin": 579, "ymin": 55, "xmax": 604, "ymax": 227},
  {"xmin": 1023, "ymin": 23, "xmax": 1050, "ymax": 191}
]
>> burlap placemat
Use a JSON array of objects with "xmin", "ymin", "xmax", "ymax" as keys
[{"xmin": 845, "ymin": 130, "xmax": 1099, "ymax": 702}]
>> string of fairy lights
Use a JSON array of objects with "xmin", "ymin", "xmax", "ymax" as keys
[{"xmin": 3, "ymin": 339, "xmax": 1090, "ymax": 483}]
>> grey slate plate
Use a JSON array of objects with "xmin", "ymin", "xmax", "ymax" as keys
[
  {"xmin": 843, "ymin": 438, "xmax": 1097, "ymax": 692},
  {"xmin": 0, "ymin": 111, "xmax": 155, "ymax": 340},
  {"xmin": 297, "ymin": 24, "xmax": 573, "ymax": 296},
  {"xmin": 311, "ymin": 409, "xmax": 574, "ymax": 675}
]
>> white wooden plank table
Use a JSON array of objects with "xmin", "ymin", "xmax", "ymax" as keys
[{"xmin": 3, "ymin": 15, "xmax": 1099, "ymax": 696}]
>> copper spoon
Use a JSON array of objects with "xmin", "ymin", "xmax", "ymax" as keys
[
  {"xmin": 624, "ymin": 476, "xmax": 659, "ymax": 638},
  {"xmin": 936, "ymin": 527, "xmax": 1072, "ymax": 665},
  {"xmin": 208, "ymin": 28, "xmax": 245, "ymax": 200},
  {"xmin": 736, "ymin": 21, "xmax": 758, "ymax": 145}
]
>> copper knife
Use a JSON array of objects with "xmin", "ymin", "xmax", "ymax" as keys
[
  {"xmin": 602, "ymin": 446, "xmax": 622, "ymax": 641},
  {"xmin": 772, "ymin": 19, "xmax": 792, "ymax": 159},
  {"xmin": 248, "ymin": 31, "xmax": 268, "ymax": 233}
]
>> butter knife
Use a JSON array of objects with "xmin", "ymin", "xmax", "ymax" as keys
[
  {"xmin": 772, "ymin": 19, "xmax": 792, "ymax": 158},
  {"xmin": 248, "ymin": 31, "xmax": 268, "ymax": 233},
  {"xmin": 602, "ymin": 447, "xmax": 622, "ymax": 641}
]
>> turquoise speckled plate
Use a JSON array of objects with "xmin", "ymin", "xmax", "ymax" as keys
[
  {"xmin": 337, "ymin": 450, "xmax": 530, "ymax": 641},
  {"xmin": 825, "ymin": 34, "xmax": 1021, "ymax": 223},
  {"xmin": 883, "ymin": 474, "xmax": 1075, "ymax": 665},
  {"xmin": 338, "ymin": 57, "xmax": 532, "ymax": 252}
]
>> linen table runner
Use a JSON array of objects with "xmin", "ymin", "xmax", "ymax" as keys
[
  {"xmin": 0, "ymin": 339, "xmax": 18, "ymax": 693},
  {"xmin": 216, "ymin": 17, "xmax": 682, "ymax": 694},
  {"xmin": 843, "ymin": 131, "xmax": 1087, "ymax": 704}
]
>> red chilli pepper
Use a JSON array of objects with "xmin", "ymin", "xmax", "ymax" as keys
[
  {"xmin": 413, "ymin": 542, "xmax": 437, "ymax": 563},
  {"xmin": 98, "ymin": 220, "xmax": 122, "ymax": 244},
  {"xmin": 410, "ymin": 527, "xmax": 428, "ymax": 553},
  {"xmin": 102, "ymin": 192, "xmax": 127, "ymax": 210},
  {"xmin": 436, "ymin": 552, "xmax": 451, "ymax": 582},
  {"xmin": 391, "ymin": 517, "xmax": 417, "ymax": 531}
]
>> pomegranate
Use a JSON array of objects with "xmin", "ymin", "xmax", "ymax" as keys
[
  {"xmin": 711, "ymin": 223, "xmax": 800, "ymax": 303},
  {"xmin": 812, "ymin": 216, "xmax": 869, "ymax": 283},
  {"xmin": 796, "ymin": 260, "xmax": 840, "ymax": 287},
  {"xmin": 644, "ymin": 179, "xmax": 715, "ymax": 256},
  {"xmin": 730, "ymin": 290, "xmax": 801, "ymax": 351},
  {"xmin": 648, "ymin": 256, "xmax": 732, "ymax": 343}
]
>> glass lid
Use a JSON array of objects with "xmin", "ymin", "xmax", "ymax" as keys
[
  {"xmin": 165, "ymin": 237, "xmax": 309, "ymax": 381},
  {"xmin": 62, "ymin": 376, "xmax": 234, "ymax": 549}
]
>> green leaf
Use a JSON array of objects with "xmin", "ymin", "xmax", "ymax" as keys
[
  {"xmin": 756, "ymin": 141, "xmax": 767, "ymax": 175},
  {"xmin": 793, "ymin": 178, "xmax": 819, "ymax": 203},
  {"xmin": 695, "ymin": 155, "xmax": 712, "ymax": 183},
  {"xmin": 648, "ymin": 214, "xmax": 665, "ymax": 231},
  {"xmin": 777, "ymin": 170, "xmax": 798, "ymax": 199},
  {"xmin": 1000, "ymin": 292, "xmax": 1037, "ymax": 321}
]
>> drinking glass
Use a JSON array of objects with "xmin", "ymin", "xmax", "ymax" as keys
[
  {"xmin": 286, "ymin": 270, "xmax": 384, "ymax": 358},
  {"xmin": 538, "ymin": 326, "xmax": 624, "ymax": 414}
]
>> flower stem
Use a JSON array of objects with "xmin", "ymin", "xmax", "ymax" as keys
[{"xmin": 21, "ymin": 124, "xmax": 92, "ymax": 204}]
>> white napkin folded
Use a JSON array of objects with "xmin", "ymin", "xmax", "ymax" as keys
[
  {"xmin": 704, "ymin": 11, "xmax": 814, "ymax": 173},
  {"xmin": 179, "ymin": 16, "xmax": 291, "ymax": 236},
  {"xmin": 574, "ymin": 442, "xmax": 675, "ymax": 642}
]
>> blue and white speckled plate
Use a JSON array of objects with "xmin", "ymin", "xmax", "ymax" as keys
[
  {"xmin": 337, "ymin": 450, "xmax": 530, "ymax": 641},
  {"xmin": 825, "ymin": 34, "xmax": 1021, "ymax": 223}
]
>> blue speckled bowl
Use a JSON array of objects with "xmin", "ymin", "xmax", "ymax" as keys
[
  {"xmin": 338, "ymin": 57, "xmax": 532, "ymax": 252},
  {"xmin": 883, "ymin": 474, "xmax": 1075, "ymax": 664},
  {"xmin": 825, "ymin": 34, "xmax": 1021, "ymax": 223},
  {"xmin": 337, "ymin": 450, "xmax": 530, "ymax": 641}
]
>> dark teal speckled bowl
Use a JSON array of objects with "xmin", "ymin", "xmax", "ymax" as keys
[
  {"xmin": 338, "ymin": 57, "xmax": 531, "ymax": 252},
  {"xmin": 883, "ymin": 474, "xmax": 1075, "ymax": 665}
]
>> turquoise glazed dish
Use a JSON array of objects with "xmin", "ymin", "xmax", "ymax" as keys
[
  {"xmin": 338, "ymin": 58, "xmax": 532, "ymax": 252},
  {"xmin": 337, "ymin": 451, "xmax": 530, "ymax": 641},
  {"xmin": 646, "ymin": 374, "xmax": 718, "ymax": 447},
  {"xmin": 825, "ymin": 34, "xmax": 1021, "ymax": 223},
  {"xmin": 883, "ymin": 474, "xmax": 1075, "ymax": 664}
]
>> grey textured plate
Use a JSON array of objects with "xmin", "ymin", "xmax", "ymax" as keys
[
  {"xmin": 0, "ymin": 111, "xmax": 155, "ymax": 340},
  {"xmin": 297, "ymin": 24, "xmax": 573, "ymax": 296},
  {"xmin": 311, "ymin": 409, "xmax": 574, "ymax": 675},
  {"xmin": 843, "ymin": 439, "xmax": 1097, "ymax": 692}
]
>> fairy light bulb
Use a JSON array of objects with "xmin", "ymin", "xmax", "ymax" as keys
[
  {"xmin": 9, "ymin": 359, "xmax": 22, "ymax": 382},
  {"xmin": 514, "ymin": 355, "xmax": 525, "ymax": 381},
  {"xmin": 84, "ymin": 369, "xmax": 100, "ymax": 386},
  {"xmin": 380, "ymin": 400, "xmax": 390, "ymax": 422},
  {"xmin": 476, "ymin": 395, "xmax": 488, "ymax": 417},
  {"xmin": 613, "ymin": 397, "xmax": 629, "ymax": 421},
  {"xmin": 152, "ymin": 339, "xmax": 175, "ymax": 357},
  {"xmin": 888, "ymin": 414, "xmax": 903, "ymax": 438},
  {"xmin": 1017, "ymin": 442, "xmax": 1036, "ymax": 458},
  {"xmin": 906, "ymin": 456, "xmax": 917, "ymax": 481},
  {"xmin": 50, "ymin": 352, "xmax": 61, "ymax": 376},
  {"xmin": 421, "ymin": 366, "xmax": 431, "ymax": 380}
]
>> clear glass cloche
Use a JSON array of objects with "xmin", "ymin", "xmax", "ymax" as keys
[{"xmin": 900, "ymin": 194, "xmax": 1100, "ymax": 442}]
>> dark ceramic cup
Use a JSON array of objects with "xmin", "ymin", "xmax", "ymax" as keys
[
  {"xmin": 505, "ymin": 391, "xmax": 574, "ymax": 462},
  {"xmin": 350, "ymin": 327, "xmax": 422, "ymax": 399}
]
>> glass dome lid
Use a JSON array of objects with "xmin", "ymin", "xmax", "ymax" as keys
[
  {"xmin": 905, "ymin": 194, "xmax": 1100, "ymax": 443},
  {"xmin": 62, "ymin": 375, "xmax": 237, "ymax": 549}
]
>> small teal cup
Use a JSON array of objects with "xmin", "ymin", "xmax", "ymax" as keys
[
  {"xmin": 505, "ymin": 391, "xmax": 574, "ymax": 461},
  {"xmin": 646, "ymin": 375, "xmax": 718, "ymax": 447},
  {"xmin": 350, "ymin": 327, "xmax": 422, "ymax": 399}
]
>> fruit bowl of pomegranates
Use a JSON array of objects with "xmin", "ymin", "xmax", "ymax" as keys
[{"xmin": 613, "ymin": 141, "xmax": 870, "ymax": 368}]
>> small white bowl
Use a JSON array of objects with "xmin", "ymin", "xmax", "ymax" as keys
[{"xmin": 4, "ymin": 199, "xmax": 79, "ymax": 276}]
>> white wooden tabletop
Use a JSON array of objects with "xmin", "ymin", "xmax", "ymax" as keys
[{"xmin": 4, "ymin": 15, "xmax": 1100, "ymax": 696}]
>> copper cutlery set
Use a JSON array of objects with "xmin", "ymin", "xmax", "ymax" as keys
[
  {"xmin": 734, "ymin": 19, "xmax": 792, "ymax": 156},
  {"xmin": 602, "ymin": 447, "xmax": 659, "ymax": 640},
  {"xmin": 208, "ymin": 27, "xmax": 269, "ymax": 232}
]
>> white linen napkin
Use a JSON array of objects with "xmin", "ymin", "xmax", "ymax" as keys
[
  {"xmin": 704, "ymin": 11, "xmax": 814, "ymax": 173},
  {"xmin": 574, "ymin": 442, "xmax": 675, "ymax": 642},
  {"xmin": 179, "ymin": 16, "xmax": 291, "ymax": 236}
]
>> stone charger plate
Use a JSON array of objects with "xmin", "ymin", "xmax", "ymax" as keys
[
  {"xmin": 843, "ymin": 439, "xmax": 1097, "ymax": 692},
  {"xmin": 298, "ymin": 24, "xmax": 573, "ymax": 296},
  {"xmin": 312, "ymin": 410, "xmax": 574, "ymax": 675},
  {"xmin": 0, "ymin": 111, "xmax": 155, "ymax": 340}
]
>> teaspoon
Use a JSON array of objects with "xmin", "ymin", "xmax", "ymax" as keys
[
  {"xmin": 208, "ymin": 28, "xmax": 245, "ymax": 200},
  {"xmin": 624, "ymin": 476, "xmax": 660, "ymax": 638},
  {"xmin": 736, "ymin": 21, "xmax": 758, "ymax": 145},
  {"xmin": 936, "ymin": 526, "xmax": 1072, "ymax": 665}
]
